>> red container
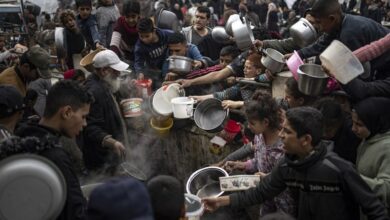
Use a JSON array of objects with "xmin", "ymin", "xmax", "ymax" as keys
[
  {"xmin": 220, "ymin": 119, "xmax": 241, "ymax": 142},
  {"xmin": 136, "ymin": 79, "xmax": 152, "ymax": 98}
]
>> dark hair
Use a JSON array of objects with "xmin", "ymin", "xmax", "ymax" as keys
[
  {"xmin": 252, "ymin": 27, "xmax": 272, "ymax": 40},
  {"xmin": 75, "ymin": 0, "xmax": 92, "ymax": 8},
  {"xmin": 220, "ymin": 45, "xmax": 240, "ymax": 58},
  {"xmin": 311, "ymin": 0, "xmax": 341, "ymax": 18},
  {"xmin": 44, "ymin": 80, "xmax": 94, "ymax": 118},
  {"xmin": 167, "ymin": 32, "xmax": 186, "ymax": 45},
  {"xmin": 60, "ymin": 9, "xmax": 76, "ymax": 26},
  {"xmin": 314, "ymin": 97, "xmax": 344, "ymax": 136},
  {"xmin": 137, "ymin": 18, "xmax": 155, "ymax": 33},
  {"xmin": 147, "ymin": 175, "xmax": 184, "ymax": 220},
  {"xmin": 72, "ymin": 69, "xmax": 86, "ymax": 81},
  {"xmin": 285, "ymin": 107, "xmax": 323, "ymax": 146},
  {"xmin": 122, "ymin": 0, "xmax": 140, "ymax": 16},
  {"xmin": 196, "ymin": 6, "xmax": 211, "ymax": 19},
  {"xmin": 24, "ymin": 89, "xmax": 38, "ymax": 103},
  {"xmin": 285, "ymin": 77, "xmax": 314, "ymax": 106},
  {"xmin": 246, "ymin": 53, "xmax": 263, "ymax": 69},
  {"xmin": 245, "ymin": 91, "xmax": 281, "ymax": 130}
]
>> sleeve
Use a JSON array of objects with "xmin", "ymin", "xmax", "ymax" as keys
[
  {"xmin": 229, "ymin": 161, "xmax": 287, "ymax": 209},
  {"xmin": 353, "ymin": 34, "xmax": 390, "ymax": 63},
  {"xmin": 213, "ymin": 86, "xmax": 241, "ymax": 101},
  {"xmin": 341, "ymin": 164, "xmax": 389, "ymax": 220},
  {"xmin": 109, "ymin": 31, "xmax": 122, "ymax": 57},
  {"xmin": 83, "ymin": 90, "xmax": 110, "ymax": 147},
  {"xmin": 341, "ymin": 76, "xmax": 390, "ymax": 101},
  {"xmin": 188, "ymin": 44, "xmax": 204, "ymax": 60},
  {"xmin": 263, "ymin": 38, "xmax": 300, "ymax": 54},
  {"xmin": 134, "ymin": 41, "xmax": 146, "ymax": 73},
  {"xmin": 161, "ymin": 59, "xmax": 170, "ymax": 78},
  {"xmin": 88, "ymin": 16, "xmax": 101, "ymax": 45},
  {"xmin": 224, "ymin": 143, "xmax": 254, "ymax": 162},
  {"xmin": 297, "ymin": 33, "xmax": 335, "ymax": 59}
]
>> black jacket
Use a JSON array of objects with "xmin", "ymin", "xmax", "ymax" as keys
[
  {"xmin": 81, "ymin": 74, "xmax": 125, "ymax": 170},
  {"xmin": 342, "ymin": 76, "xmax": 390, "ymax": 101},
  {"xmin": 14, "ymin": 124, "xmax": 86, "ymax": 220},
  {"xmin": 230, "ymin": 141, "xmax": 389, "ymax": 220}
]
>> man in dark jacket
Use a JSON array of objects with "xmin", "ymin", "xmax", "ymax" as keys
[
  {"xmin": 15, "ymin": 80, "xmax": 93, "ymax": 220},
  {"xmin": 203, "ymin": 107, "xmax": 389, "ymax": 220},
  {"xmin": 82, "ymin": 49, "xmax": 129, "ymax": 172}
]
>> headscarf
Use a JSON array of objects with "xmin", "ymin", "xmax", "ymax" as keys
[{"xmin": 353, "ymin": 97, "xmax": 390, "ymax": 137}]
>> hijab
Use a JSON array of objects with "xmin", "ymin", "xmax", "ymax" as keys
[{"xmin": 354, "ymin": 97, "xmax": 390, "ymax": 138}]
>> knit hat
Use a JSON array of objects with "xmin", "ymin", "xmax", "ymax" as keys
[
  {"xmin": 27, "ymin": 46, "xmax": 51, "ymax": 78},
  {"xmin": 0, "ymin": 85, "xmax": 25, "ymax": 119},
  {"xmin": 92, "ymin": 50, "xmax": 129, "ymax": 71},
  {"xmin": 87, "ymin": 177, "xmax": 154, "ymax": 220}
]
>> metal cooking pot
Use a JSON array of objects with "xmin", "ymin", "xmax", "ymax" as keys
[
  {"xmin": 290, "ymin": 18, "xmax": 317, "ymax": 48},
  {"xmin": 193, "ymin": 98, "xmax": 229, "ymax": 133},
  {"xmin": 168, "ymin": 56, "xmax": 193, "ymax": 76},
  {"xmin": 232, "ymin": 18, "xmax": 255, "ymax": 51},
  {"xmin": 212, "ymin": 26, "xmax": 232, "ymax": 44},
  {"xmin": 297, "ymin": 64, "xmax": 329, "ymax": 96},
  {"xmin": 55, "ymin": 27, "xmax": 66, "ymax": 59},
  {"xmin": 186, "ymin": 166, "xmax": 228, "ymax": 198},
  {"xmin": 0, "ymin": 154, "xmax": 66, "ymax": 220},
  {"xmin": 261, "ymin": 48, "xmax": 286, "ymax": 74},
  {"xmin": 155, "ymin": 8, "xmax": 181, "ymax": 32},
  {"xmin": 225, "ymin": 14, "xmax": 240, "ymax": 36}
]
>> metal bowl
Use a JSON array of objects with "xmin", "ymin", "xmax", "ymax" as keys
[
  {"xmin": 297, "ymin": 64, "xmax": 329, "ymax": 96},
  {"xmin": 225, "ymin": 14, "xmax": 240, "ymax": 36},
  {"xmin": 232, "ymin": 18, "xmax": 254, "ymax": 51},
  {"xmin": 168, "ymin": 56, "xmax": 193, "ymax": 75},
  {"xmin": 155, "ymin": 9, "xmax": 181, "ymax": 32},
  {"xmin": 186, "ymin": 166, "xmax": 228, "ymax": 198},
  {"xmin": 0, "ymin": 154, "xmax": 66, "ymax": 220},
  {"xmin": 212, "ymin": 26, "xmax": 232, "ymax": 44},
  {"xmin": 194, "ymin": 98, "xmax": 229, "ymax": 133},
  {"xmin": 290, "ymin": 18, "xmax": 317, "ymax": 48},
  {"xmin": 261, "ymin": 48, "xmax": 286, "ymax": 74}
]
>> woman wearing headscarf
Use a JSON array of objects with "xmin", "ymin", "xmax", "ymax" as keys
[{"xmin": 352, "ymin": 97, "xmax": 390, "ymax": 215}]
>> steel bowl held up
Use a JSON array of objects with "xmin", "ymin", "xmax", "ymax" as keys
[
  {"xmin": 186, "ymin": 166, "xmax": 229, "ymax": 198},
  {"xmin": 290, "ymin": 18, "xmax": 317, "ymax": 48},
  {"xmin": 194, "ymin": 98, "xmax": 229, "ymax": 133},
  {"xmin": 297, "ymin": 64, "xmax": 329, "ymax": 96},
  {"xmin": 225, "ymin": 14, "xmax": 241, "ymax": 36},
  {"xmin": 168, "ymin": 56, "xmax": 193, "ymax": 76},
  {"xmin": 261, "ymin": 48, "xmax": 286, "ymax": 74},
  {"xmin": 231, "ymin": 18, "xmax": 255, "ymax": 51},
  {"xmin": 212, "ymin": 26, "xmax": 232, "ymax": 44}
]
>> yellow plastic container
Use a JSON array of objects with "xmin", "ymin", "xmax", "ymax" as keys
[{"xmin": 150, "ymin": 117, "xmax": 173, "ymax": 137}]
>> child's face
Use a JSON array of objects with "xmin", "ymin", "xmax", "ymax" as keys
[
  {"xmin": 125, "ymin": 13, "xmax": 139, "ymax": 27},
  {"xmin": 247, "ymin": 118, "xmax": 267, "ymax": 135},
  {"xmin": 314, "ymin": 15, "xmax": 337, "ymax": 34},
  {"xmin": 243, "ymin": 60, "xmax": 260, "ymax": 78},
  {"xmin": 78, "ymin": 6, "xmax": 92, "ymax": 20},
  {"xmin": 139, "ymin": 32, "xmax": 155, "ymax": 45},
  {"xmin": 219, "ymin": 54, "xmax": 233, "ymax": 68},
  {"xmin": 63, "ymin": 16, "xmax": 78, "ymax": 32}
]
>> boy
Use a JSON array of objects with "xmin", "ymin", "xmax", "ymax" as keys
[
  {"xmin": 76, "ymin": 0, "xmax": 102, "ymax": 50},
  {"xmin": 203, "ymin": 107, "xmax": 389, "ymax": 220},
  {"xmin": 96, "ymin": 0, "xmax": 120, "ymax": 47}
]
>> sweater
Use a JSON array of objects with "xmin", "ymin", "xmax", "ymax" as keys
[
  {"xmin": 109, "ymin": 16, "xmax": 138, "ymax": 61},
  {"xmin": 96, "ymin": 5, "xmax": 120, "ymax": 47},
  {"xmin": 76, "ymin": 14, "xmax": 101, "ymax": 49}
]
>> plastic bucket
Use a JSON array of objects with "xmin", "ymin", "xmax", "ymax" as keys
[
  {"xmin": 185, "ymin": 193, "xmax": 204, "ymax": 220},
  {"xmin": 136, "ymin": 79, "xmax": 152, "ymax": 98},
  {"xmin": 286, "ymin": 50, "xmax": 303, "ymax": 80},
  {"xmin": 150, "ymin": 117, "xmax": 173, "ymax": 137},
  {"xmin": 319, "ymin": 40, "xmax": 364, "ymax": 84},
  {"xmin": 220, "ymin": 119, "xmax": 241, "ymax": 142},
  {"xmin": 152, "ymin": 87, "xmax": 173, "ymax": 116},
  {"xmin": 120, "ymin": 98, "xmax": 143, "ymax": 117},
  {"xmin": 171, "ymin": 97, "xmax": 195, "ymax": 119}
]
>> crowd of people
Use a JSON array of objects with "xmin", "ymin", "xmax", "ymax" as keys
[{"xmin": 0, "ymin": 0, "xmax": 390, "ymax": 219}]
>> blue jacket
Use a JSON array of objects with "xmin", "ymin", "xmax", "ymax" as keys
[
  {"xmin": 297, "ymin": 14, "xmax": 390, "ymax": 79},
  {"xmin": 161, "ymin": 43, "xmax": 204, "ymax": 77},
  {"xmin": 134, "ymin": 28, "xmax": 173, "ymax": 74},
  {"xmin": 77, "ymin": 14, "xmax": 101, "ymax": 49}
]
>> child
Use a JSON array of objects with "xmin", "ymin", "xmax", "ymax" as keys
[
  {"xmin": 75, "ymin": 0, "xmax": 102, "ymax": 50},
  {"xmin": 223, "ymin": 91, "xmax": 296, "ymax": 217},
  {"xmin": 110, "ymin": 0, "xmax": 140, "ymax": 63},
  {"xmin": 96, "ymin": 0, "xmax": 120, "ymax": 47}
]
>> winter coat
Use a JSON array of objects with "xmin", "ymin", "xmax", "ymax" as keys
[
  {"xmin": 14, "ymin": 124, "xmax": 87, "ymax": 220},
  {"xmin": 357, "ymin": 131, "xmax": 390, "ymax": 215},
  {"xmin": 229, "ymin": 141, "xmax": 389, "ymax": 220},
  {"xmin": 76, "ymin": 14, "xmax": 101, "ymax": 49}
]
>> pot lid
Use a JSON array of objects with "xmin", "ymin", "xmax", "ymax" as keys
[{"xmin": 0, "ymin": 154, "xmax": 66, "ymax": 220}]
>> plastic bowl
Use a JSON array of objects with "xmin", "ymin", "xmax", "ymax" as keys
[{"xmin": 286, "ymin": 50, "xmax": 304, "ymax": 80}]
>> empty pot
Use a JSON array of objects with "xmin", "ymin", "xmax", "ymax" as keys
[
  {"xmin": 168, "ymin": 56, "xmax": 193, "ymax": 76},
  {"xmin": 297, "ymin": 64, "xmax": 329, "ymax": 96},
  {"xmin": 186, "ymin": 166, "xmax": 229, "ymax": 198},
  {"xmin": 290, "ymin": 18, "xmax": 317, "ymax": 48},
  {"xmin": 194, "ymin": 98, "xmax": 229, "ymax": 133},
  {"xmin": 212, "ymin": 26, "xmax": 232, "ymax": 44},
  {"xmin": 171, "ymin": 97, "xmax": 196, "ymax": 119},
  {"xmin": 261, "ymin": 48, "xmax": 286, "ymax": 74},
  {"xmin": 225, "ymin": 14, "xmax": 240, "ymax": 36},
  {"xmin": 232, "ymin": 18, "xmax": 255, "ymax": 51}
]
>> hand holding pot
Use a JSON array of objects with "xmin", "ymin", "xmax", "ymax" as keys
[
  {"xmin": 202, "ymin": 196, "xmax": 230, "ymax": 212},
  {"xmin": 165, "ymin": 72, "xmax": 178, "ymax": 81},
  {"xmin": 190, "ymin": 94, "xmax": 213, "ymax": 102},
  {"xmin": 176, "ymin": 78, "xmax": 193, "ymax": 88},
  {"xmin": 113, "ymin": 141, "xmax": 126, "ymax": 159},
  {"xmin": 252, "ymin": 39, "xmax": 263, "ymax": 49},
  {"xmin": 223, "ymin": 161, "xmax": 246, "ymax": 173},
  {"xmin": 284, "ymin": 53, "xmax": 293, "ymax": 60},
  {"xmin": 192, "ymin": 60, "xmax": 203, "ymax": 69},
  {"xmin": 222, "ymin": 100, "xmax": 244, "ymax": 109}
]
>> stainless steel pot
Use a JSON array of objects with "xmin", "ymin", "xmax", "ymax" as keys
[
  {"xmin": 290, "ymin": 18, "xmax": 317, "ymax": 48},
  {"xmin": 155, "ymin": 8, "xmax": 181, "ymax": 32},
  {"xmin": 232, "ymin": 18, "xmax": 255, "ymax": 51},
  {"xmin": 186, "ymin": 166, "xmax": 228, "ymax": 198},
  {"xmin": 297, "ymin": 64, "xmax": 329, "ymax": 96},
  {"xmin": 261, "ymin": 48, "xmax": 286, "ymax": 74},
  {"xmin": 168, "ymin": 56, "xmax": 193, "ymax": 76},
  {"xmin": 225, "ymin": 14, "xmax": 240, "ymax": 36},
  {"xmin": 194, "ymin": 98, "xmax": 229, "ymax": 133},
  {"xmin": 0, "ymin": 154, "xmax": 66, "ymax": 220},
  {"xmin": 212, "ymin": 26, "xmax": 232, "ymax": 44}
]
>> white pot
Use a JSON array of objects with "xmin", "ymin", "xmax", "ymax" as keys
[{"xmin": 171, "ymin": 97, "xmax": 195, "ymax": 119}]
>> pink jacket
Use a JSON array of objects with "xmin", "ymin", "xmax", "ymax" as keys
[{"xmin": 353, "ymin": 34, "xmax": 390, "ymax": 63}]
